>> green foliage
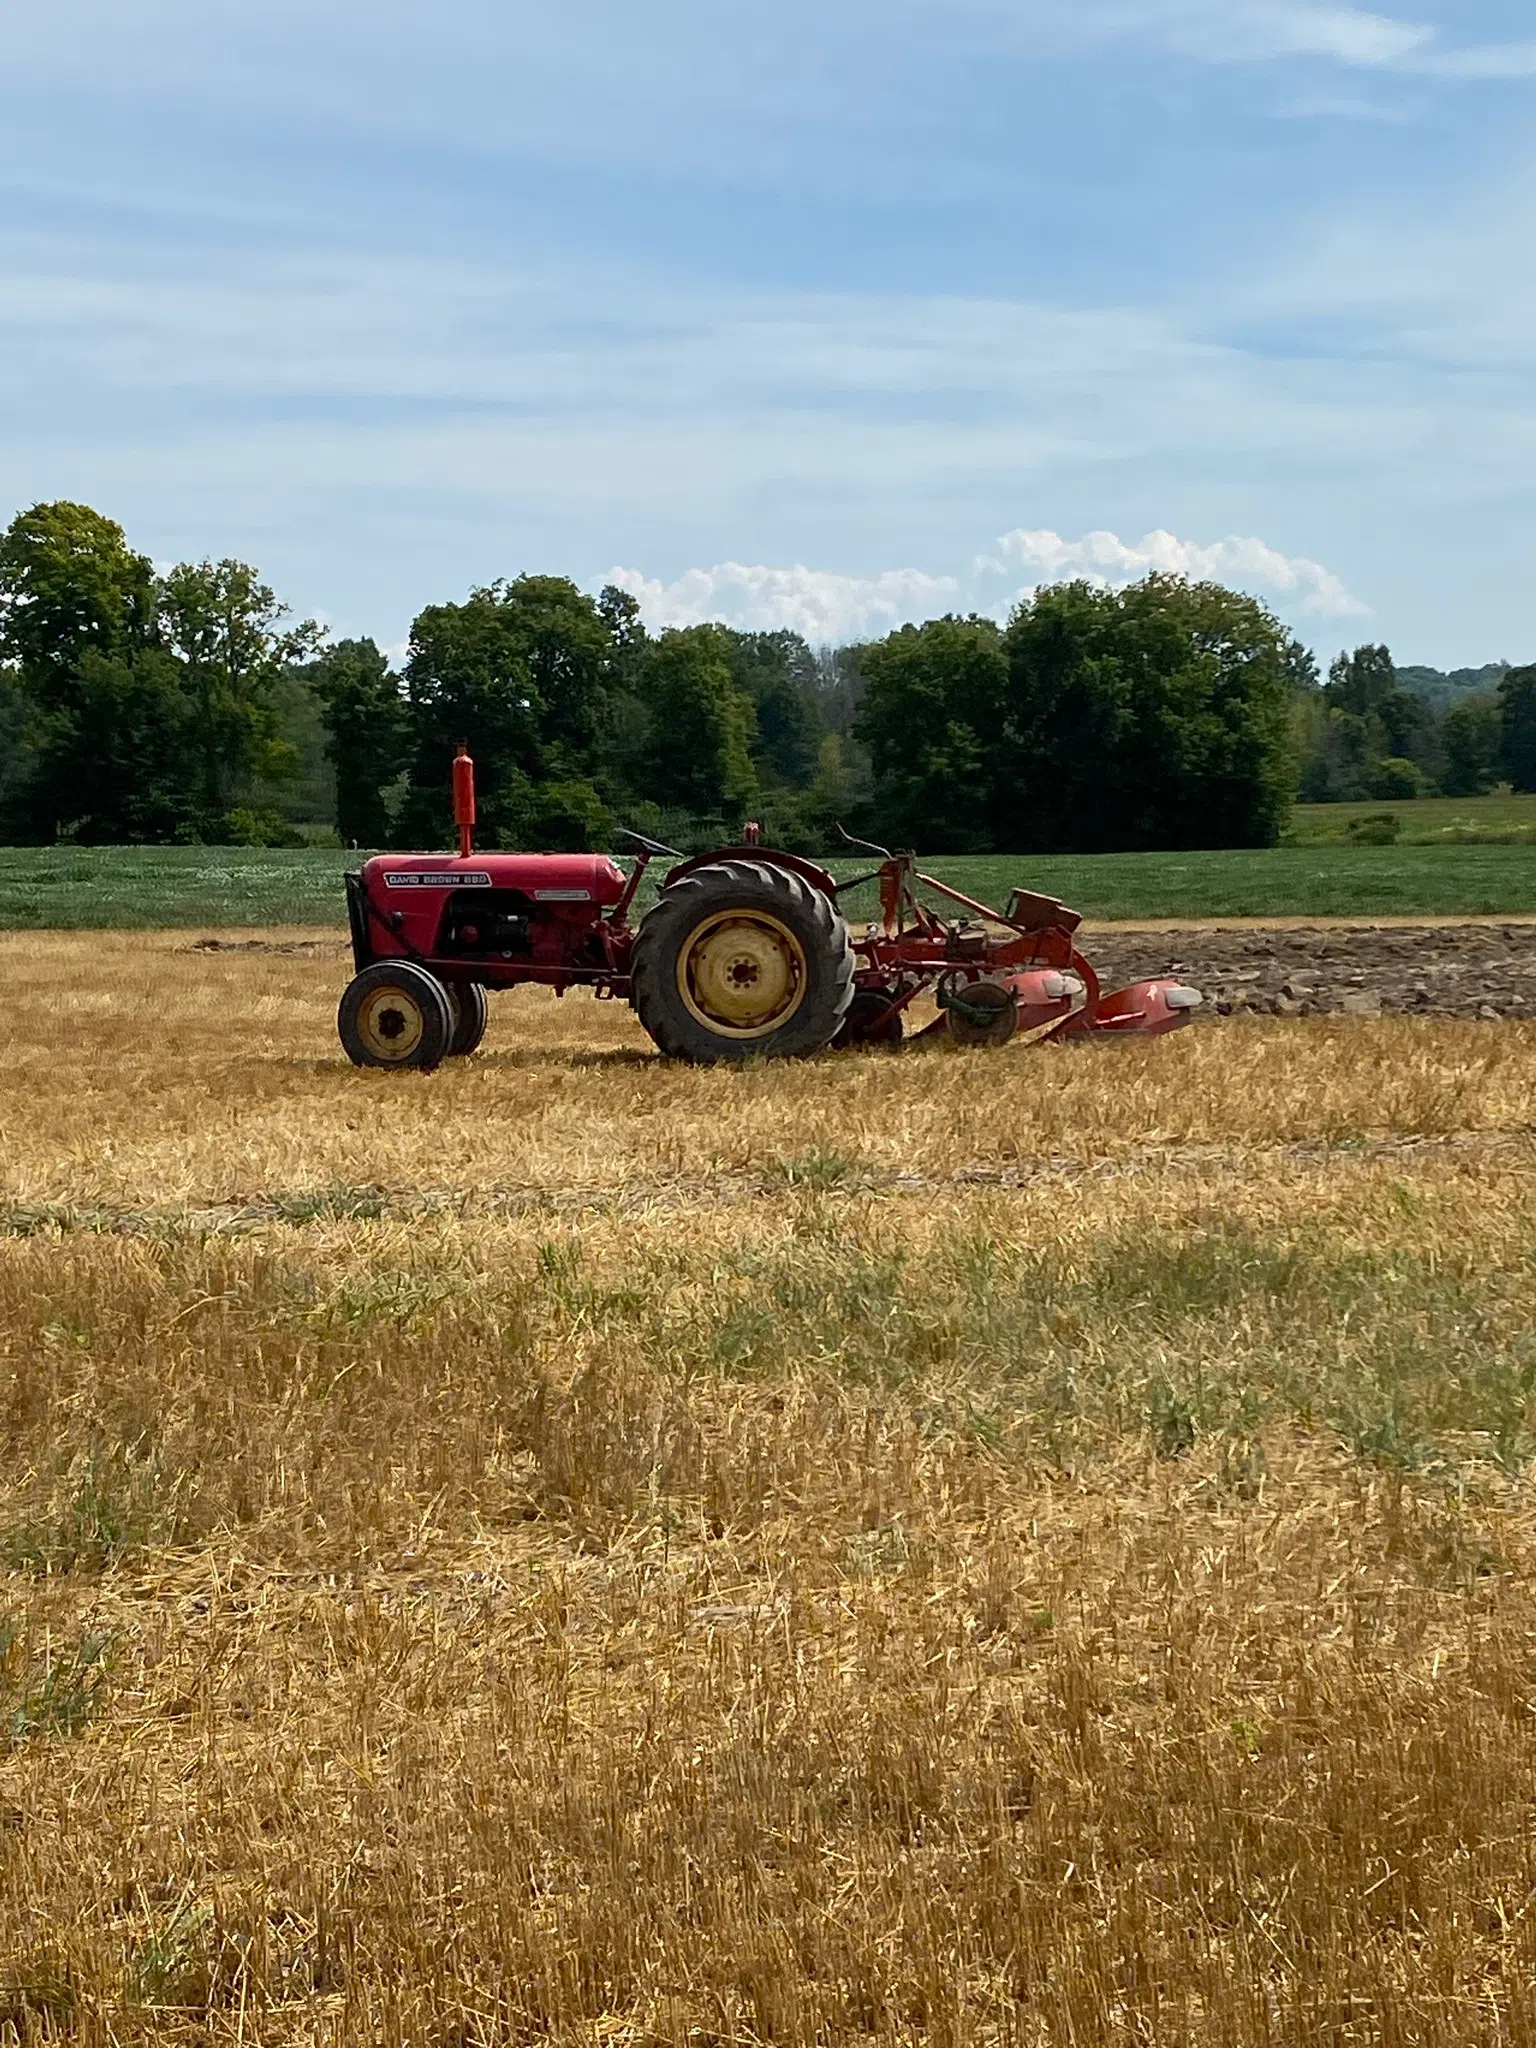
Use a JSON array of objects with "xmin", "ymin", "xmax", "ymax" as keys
[
  {"xmin": 399, "ymin": 574, "xmax": 614, "ymax": 847},
  {"xmin": 128, "ymin": 1898, "xmax": 218, "ymax": 2008},
  {"xmin": 1396, "ymin": 660, "xmax": 1510, "ymax": 711},
  {"xmin": 7, "ymin": 497, "xmax": 1530, "ymax": 860},
  {"xmin": 1440, "ymin": 695, "xmax": 1502, "ymax": 797},
  {"xmin": 515, "ymin": 776, "xmax": 615, "ymax": 852},
  {"xmin": 0, "ymin": 503, "xmax": 181, "ymax": 840},
  {"xmin": 0, "ymin": 1623, "xmax": 113, "ymax": 1742},
  {"xmin": 1369, "ymin": 756, "xmax": 1426, "ymax": 801},
  {"xmin": 725, "ymin": 630, "xmax": 821, "ymax": 786},
  {"xmin": 855, "ymin": 578, "xmax": 1299, "ymax": 853},
  {"xmin": 223, "ymin": 805, "xmax": 307, "ymax": 848},
  {"xmin": 0, "ymin": 500, "xmax": 156, "ymax": 692},
  {"xmin": 1325, "ymin": 642, "xmax": 1396, "ymax": 718},
  {"xmin": 0, "ymin": 670, "xmax": 28, "ymax": 826},
  {"xmin": 0, "ymin": 503, "xmax": 319, "ymax": 843},
  {"xmin": 1297, "ymin": 706, "xmax": 1373, "ymax": 803},
  {"xmin": 1499, "ymin": 665, "xmax": 1536, "ymax": 793},
  {"xmin": 0, "ymin": 1442, "xmax": 188, "ymax": 1571},
  {"xmin": 636, "ymin": 626, "xmax": 760, "ymax": 819},
  {"xmin": 30, "ymin": 645, "xmax": 193, "ymax": 842},
  {"xmin": 265, "ymin": 663, "xmax": 334, "ymax": 829},
  {"xmin": 1299, "ymin": 644, "xmax": 1536, "ymax": 805},
  {"xmin": 159, "ymin": 558, "xmax": 318, "ymax": 829},
  {"xmin": 1346, "ymin": 812, "xmax": 1401, "ymax": 846},
  {"xmin": 1015, "ymin": 576, "xmax": 1299, "ymax": 850},
  {"xmin": 307, "ymin": 637, "xmax": 407, "ymax": 845},
  {"xmin": 855, "ymin": 616, "xmax": 1003, "ymax": 850}
]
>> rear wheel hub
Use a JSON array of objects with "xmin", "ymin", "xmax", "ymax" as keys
[{"xmin": 678, "ymin": 911, "xmax": 808, "ymax": 1038}]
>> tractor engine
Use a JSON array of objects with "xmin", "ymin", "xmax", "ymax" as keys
[{"xmin": 346, "ymin": 852, "xmax": 627, "ymax": 978}]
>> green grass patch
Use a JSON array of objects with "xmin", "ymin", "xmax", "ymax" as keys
[
  {"xmin": 2, "ymin": 837, "xmax": 1536, "ymax": 927},
  {"xmin": 1288, "ymin": 792, "xmax": 1536, "ymax": 846},
  {"xmin": 0, "ymin": 845, "xmax": 358, "ymax": 929},
  {"xmin": 901, "ymin": 848, "xmax": 1536, "ymax": 921}
]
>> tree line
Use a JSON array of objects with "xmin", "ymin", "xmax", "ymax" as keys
[
  {"xmin": 1, "ymin": 500, "xmax": 1532, "ymax": 855},
  {"xmin": 1295, "ymin": 645, "xmax": 1533, "ymax": 803}
]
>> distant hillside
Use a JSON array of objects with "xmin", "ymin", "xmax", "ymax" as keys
[{"xmin": 1397, "ymin": 662, "xmax": 1510, "ymax": 708}]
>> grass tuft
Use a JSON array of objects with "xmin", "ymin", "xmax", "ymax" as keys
[{"xmin": 0, "ymin": 1625, "xmax": 113, "ymax": 1742}]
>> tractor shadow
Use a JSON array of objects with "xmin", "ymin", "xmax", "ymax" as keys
[
  {"xmin": 279, "ymin": 1045, "xmax": 661, "ymax": 1078},
  {"xmin": 282, "ymin": 1041, "xmax": 935, "ymax": 1081}
]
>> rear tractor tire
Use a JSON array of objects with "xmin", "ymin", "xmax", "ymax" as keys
[
  {"xmin": 631, "ymin": 859, "xmax": 855, "ymax": 1063},
  {"xmin": 444, "ymin": 981, "xmax": 489, "ymax": 1057},
  {"xmin": 338, "ymin": 961, "xmax": 454, "ymax": 1071}
]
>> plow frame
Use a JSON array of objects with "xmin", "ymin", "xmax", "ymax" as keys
[{"xmin": 832, "ymin": 841, "xmax": 1199, "ymax": 1048}]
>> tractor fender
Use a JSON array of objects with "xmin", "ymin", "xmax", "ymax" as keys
[{"xmin": 661, "ymin": 847, "xmax": 840, "ymax": 901}]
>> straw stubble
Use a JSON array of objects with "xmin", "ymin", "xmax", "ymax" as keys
[{"xmin": 0, "ymin": 934, "xmax": 1534, "ymax": 2044}]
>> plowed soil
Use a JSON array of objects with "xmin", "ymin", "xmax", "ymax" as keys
[{"xmin": 1088, "ymin": 920, "xmax": 1536, "ymax": 1019}]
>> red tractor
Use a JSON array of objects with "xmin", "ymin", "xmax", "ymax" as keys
[{"xmin": 337, "ymin": 749, "xmax": 1201, "ymax": 1068}]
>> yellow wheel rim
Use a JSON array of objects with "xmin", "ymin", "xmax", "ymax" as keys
[
  {"xmin": 356, "ymin": 982, "xmax": 427, "ymax": 1062},
  {"xmin": 677, "ymin": 909, "xmax": 808, "ymax": 1039}
]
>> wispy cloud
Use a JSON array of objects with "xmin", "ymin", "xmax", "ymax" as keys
[
  {"xmin": 1012, "ymin": 1, "xmax": 1536, "ymax": 79},
  {"xmin": 1422, "ymin": 40, "xmax": 1536, "ymax": 81},
  {"xmin": 608, "ymin": 527, "xmax": 1367, "ymax": 642},
  {"xmin": 1164, "ymin": 3, "xmax": 1431, "ymax": 66}
]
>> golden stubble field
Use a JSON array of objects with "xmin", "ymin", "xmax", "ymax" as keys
[{"xmin": 2, "ymin": 931, "xmax": 1536, "ymax": 2046}]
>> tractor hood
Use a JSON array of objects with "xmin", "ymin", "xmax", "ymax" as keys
[{"xmin": 361, "ymin": 852, "xmax": 627, "ymax": 906}]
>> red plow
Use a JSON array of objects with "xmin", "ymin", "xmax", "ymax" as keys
[
  {"xmin": 337, "ymin": 751, "xmax": 1201, "ymax": 1069},
  {"xmin": 822, "ymin": 829, "xmax": 1201, "ymax": 1052}
]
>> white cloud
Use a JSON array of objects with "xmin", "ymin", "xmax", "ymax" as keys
[
  {"xmin": 606, "ymin": 527, "xmax": 1367, "ymax": 641},
  {"xmin": 991, "ymin": 528, "xmax": 1370, "ymax": 617},
  {"xmin": 1178, "ymin": 3, "xmax": 1430, "ymax": 66},
  {"xmin": 605, "ymin": 562, "xmax": 962, "ymax": 642}
]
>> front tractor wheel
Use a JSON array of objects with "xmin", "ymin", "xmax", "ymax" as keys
[
  {"xmin": 338, "ymin": 961, "xmax": 454, "ymax": 1071},
  {"xmin": 631, "ymin": 859, "xmax": 855, "ymax": 1063}
]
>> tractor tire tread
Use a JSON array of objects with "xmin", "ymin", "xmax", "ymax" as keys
[{"xmin": 446, "ymin": 981, "xmax": 490, "ymax": 1057}]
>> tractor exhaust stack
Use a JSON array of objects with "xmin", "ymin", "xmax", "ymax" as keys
[{"xmin": 453, "ymin": 745, "xmax": 476, "ymax": 860}]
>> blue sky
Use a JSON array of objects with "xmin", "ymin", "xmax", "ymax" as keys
[{"xmin": 2, "ymin": 0, "xmax": 1534, "ymax": 664}]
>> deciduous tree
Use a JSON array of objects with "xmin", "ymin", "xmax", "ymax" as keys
[
  {"xmin": 401, "ymin": 576, "xmax": 612, "ymax": 845},
  {"xmin": 308, "ymin": 638, "xmax": 408, "ymax": 846},
  {"xmin": 637, "ymin": 627, "xmax": 759, "ymax": 821},
  {"xmin": 854, "ymin": 617, "xmax": 1004, "ymax": 850},
  {"xmin": 1499, "ymin": 665, "xmax": 1536, "ymax": 793},
  {"xmin": 1440, "ymin": 696, "xmax": 1502, "ymax": 797},
  {"xmin": 0, "ymin": 502, "xmax": 187, "ymax": 840},
  {"xmin": 158, "ymin": 558, "xmax": 319, "ymax": 831}
]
